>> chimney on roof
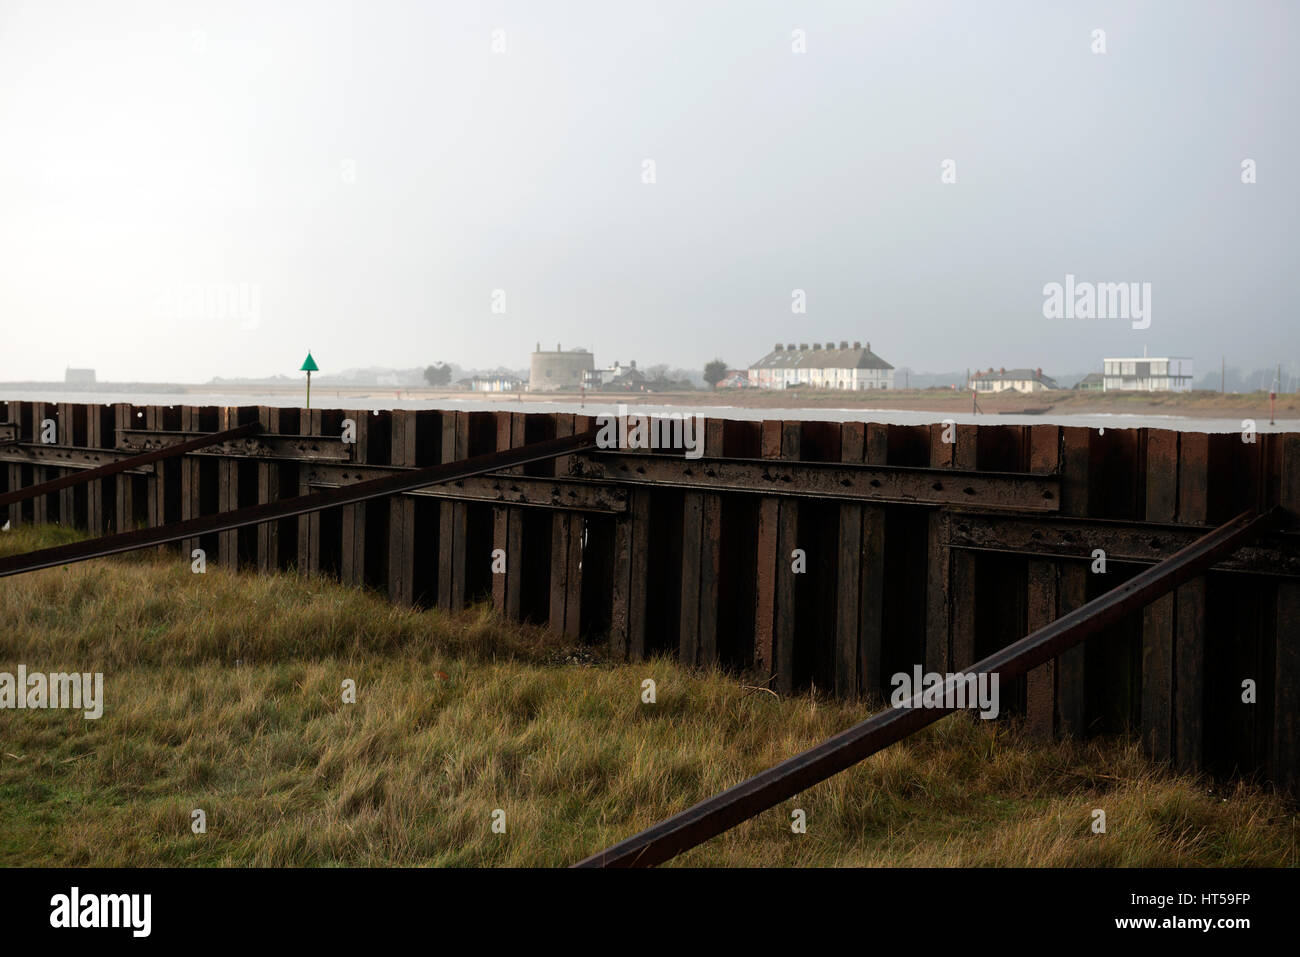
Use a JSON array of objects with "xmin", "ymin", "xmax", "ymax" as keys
[
  {"xmin": 812, "ymin": 343, "xmax": 821, "ymax": 350},
  {"xmin": 774, "ymin": 343, "xmax": 783, "ymax": 351},
  {"xmin": 536, "ymin": 342, "xmax": 540, "ymax": 352},
  {"xmin": 853, "ymin": 341, "xmax": 861, "ymax": 349},
  {"xmin": 787, "ymin": 343, "xmax": 796, "ymax": 351},
  {"xmin": 865, "ymin": 342, "xmax": 871, "ymax": 352},
  {"xmin": 1000, "ymin": 367, "xmax": 1006, "ymax": 374},
  {"xmin": 630, "ymin": 360, "xmax": 636, "ymax": 369},
  {"xmin": 799, "ymin": 343, "xmax": 808, "ymax": 350},
  {"xmin": 556, "ymin": 342, "xmax": 561, "ymax": 351},
  {"xmin": 1036, "ymin": 367, "xmax": 1042, "ymax": 377},
  {"xmin": 839, "ymin": 341, "xmax": 848, "ymax": 349}
]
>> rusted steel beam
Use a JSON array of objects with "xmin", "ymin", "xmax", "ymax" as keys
[
  {"xmin": 303, "ymin": 454, "xmax": 634, "ymax": 510},
  {"xmin": 573, "ymin": 507, "xmax": 1280, "ymax": 868},
  {"xmin": 305, "ymin": 471, "xmax": 628, "ymax": 513},
  {"xmin": 387, "ymin": 409, "xmax": 419, "ymax": 605},
  {"xmin": 0, "ymin": 445, "xmax": 158, "ymax": 472},
  {"xmin": 0, "ymin": 422, "xmax": 263, "ymax": 510},
  {"xmin": 0, "ymin": 430, "xmax": 598, "ymax": 579},
  {"xmin": 945, "ymin": 510, "xmax": 1300, "ymax": 577},
  {"xmin": 1276, "ymin": 433, "xmax": 1300, "ymax": 793},
  {"xmin": 118, "ymin": 427, "xmax": 351, "ymax": 462},
  {"xmin": 572, "ymin": 452, "xmax": 1059, "ymax": 511}
]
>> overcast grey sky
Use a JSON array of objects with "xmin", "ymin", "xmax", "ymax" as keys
[{"xmin": 0, "ymin": 0, "xmax": 1295, "ymax": 382}]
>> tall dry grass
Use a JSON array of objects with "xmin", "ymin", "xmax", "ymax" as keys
[{"xmin": 1, "ymin": 525, "xmax": 1294, "ymax": 866}]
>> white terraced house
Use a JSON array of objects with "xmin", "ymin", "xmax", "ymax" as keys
[{"xmin": 747, "ymin": 341, "xmax": 895, "ymax": 390}]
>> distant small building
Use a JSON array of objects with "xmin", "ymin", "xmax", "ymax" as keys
[
  {"xmin": 65, "ymin": 367, "xmax": 96, "ymax": 386},
  {"xmin": 584, "ymin": 359, "xmax": 639, "ymax": 390},
  {"xmin": 599, "ymin": 367, "xmax": 649, "ymax": 392},
  {"xmin": 969, "ymin": 367, "xmax": 1058, "ymax": 393},
  {"xmin": 530, "ymin": 343, "xmax": 594, "ymax": 392},
  {"xmin": 1073, "ymin": 372, "xmax": 1104, "ymax": 391},
  {"xmin": 748, "ymin": 341, "xmax": 894, "ymax": 390},
  {"xmin": 1102, "ymin": 356, "xmax": 1194, "ymax": 392}
]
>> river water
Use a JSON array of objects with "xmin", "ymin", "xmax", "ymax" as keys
[{"xmin": 2, "ymin": 389, "xmax": 1296, "ymax": 434}]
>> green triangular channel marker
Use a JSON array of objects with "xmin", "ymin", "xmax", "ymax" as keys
[{"xmin": 300, "ymin": 352, "xmax": 319, "ymax": 372}]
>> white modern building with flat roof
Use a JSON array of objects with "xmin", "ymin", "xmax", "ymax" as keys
[{"xmin": 1102, "ymin": 356, "xmax": 1194, "ymax": 392}]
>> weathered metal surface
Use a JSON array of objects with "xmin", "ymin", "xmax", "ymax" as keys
[
  {"xmin": 0, "ymin": 430, "xmax": 598, "ymax": 579},
  {"xmin": 2, "ymin": 400, "xmax": 1298, "ymax": 797},
  {"xmin": 573, "ymin": 507, "xmax": 1280, "ymax": 868},
  {"xmin": 305, "ymin": 469, "xmax": 628, "ymax": 513},
  {"xmin": 1275, "ymin": 434, "xmax": 1300, "ymax": 793},
  {"xmin": 0, "ymin": 422, "xmax": 262, "ymax": 509},
  {"xmin": 0, "ymin": 423, "xmax": 16, "ymax": 445},
  {"xmin": 0, "ymin": 445, "xmax": 158, "ymax": 472},
  {"xmin": 119, "ymin": 428, "xmax": 350, "ymax": 462},
  {"xmin": 1025, "ymin": 425, "xmax": 1062, "ymax": 737},
  {"xmin": 944, "ymin": 510, "xmax": 1300, "ymax": 577},
  {"xmin": 572, "ymin": 451, "xmax": 1060, "ymax": 511}
]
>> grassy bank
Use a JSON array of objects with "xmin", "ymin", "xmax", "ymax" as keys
[{"xmin": 1, "ymin": 525, "xmax": 1295, "ymax": 867}]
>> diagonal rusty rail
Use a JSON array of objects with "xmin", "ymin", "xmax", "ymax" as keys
[
  {"xmin": 0, "ymin": 421, "xmax": 264, "ymax": 510},
  {"xmin": 0, "ymin": 429, "xmax": 597, "ymax": 578},
  {"xmin": 574, "ymin": 506, "xmax": 1281, "ymax": 868}
]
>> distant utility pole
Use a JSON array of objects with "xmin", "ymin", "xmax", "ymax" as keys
[
  {"xmin": 1272, "ymin": 362, "xmax": 1280, "ymax": 426},
  {"xmin": 1221, "ymin": 356, "xmax": 1225, "ymax": 394}
]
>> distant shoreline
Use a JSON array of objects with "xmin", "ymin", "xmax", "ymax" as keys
[{"xmin": 1, "ymin": 381, "xmax": 1294, "ymax": 423}]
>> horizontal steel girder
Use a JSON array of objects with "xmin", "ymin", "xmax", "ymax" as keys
[
  {"xmin": 0, "ymin": 422, "xmax": 263, "ymax": 509},
  {"xmin": 572, "ymin": 451, "xmax": 1060, "ymax": 511},
  {"xmin": 117, "ymin": 428, "xmax": 351, "ymax": 463},
  {"xmin": 0, "ymin": 430, "xmax": 597, "ymax": 578},
  {"xmin": 305, "ymin": 466, "xmax": 627, "ymax": 513},
  {"xmin": 944, "ymin": 510, "xmax": 1300, "ymax": 577}
]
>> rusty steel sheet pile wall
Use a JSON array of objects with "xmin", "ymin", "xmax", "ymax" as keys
[{"xmin": 1, "ymin": 399, "xmax": 1296, "ymax": 790}]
